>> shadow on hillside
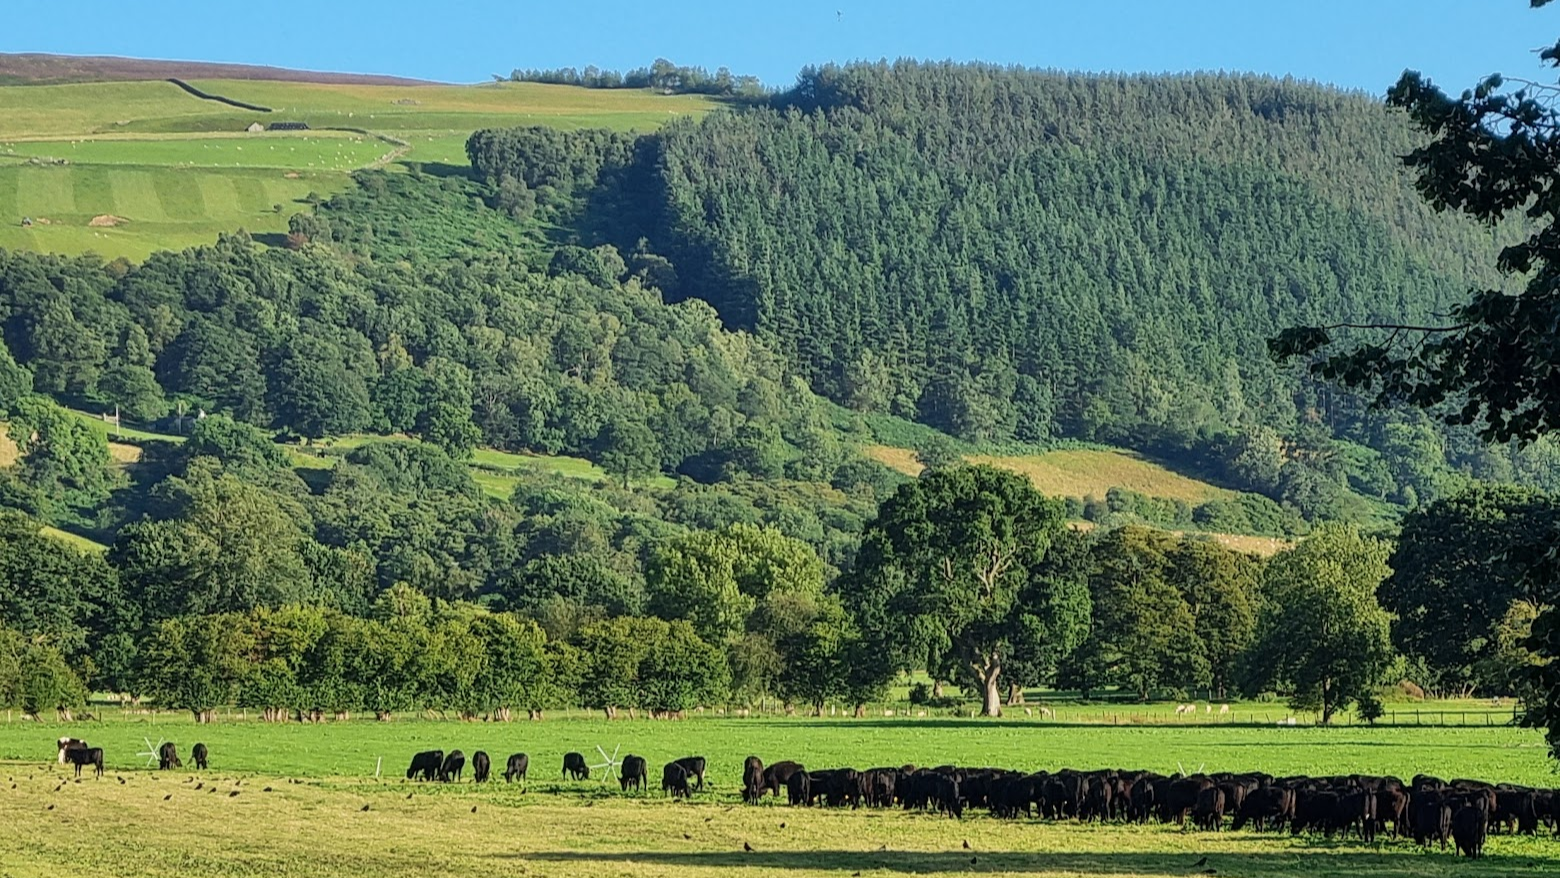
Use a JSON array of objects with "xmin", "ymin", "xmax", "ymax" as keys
[
  {"xmin": 512, "ymin": 848, "xmax": 1545, "ymax": 876},
  {"xmin": 253, "ymin": 232, "xmax": 290, "ymax": 249},
  {"xmin": 404, "ymin": 161, "xmax": 473, "ymax": 179}
]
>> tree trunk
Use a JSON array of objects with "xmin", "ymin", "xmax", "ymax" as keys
[
  {"xmin": 977, "ymin": 660, "xmax": 1003, "ymax": 717},
  {"xmin": 1006, "ymin": 683, "xmax": 1024, "ymax": 706},
  {"xmin": 932, "ymin": 679, "xmax": 945, "ymax": 699},
  {"xmin": 854, "ymin": 703, "xmax": 866, "ymax": 718}
]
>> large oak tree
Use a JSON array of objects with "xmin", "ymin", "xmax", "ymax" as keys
[{"xmin": 842, "ymin": 465, "xmax": 1088, "ymax": 716}]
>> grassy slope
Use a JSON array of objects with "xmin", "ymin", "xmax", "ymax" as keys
[
  {"xmin": 0, "ymin": 716, "xmax": 1553, "ymax": 878},
  {"xmin": 0, "ymin": 78, "xmax": 714, "ymax": 260},
  {"xmin": 868, "ymin": 444, "xmax": 1293, "ymax": 555}
]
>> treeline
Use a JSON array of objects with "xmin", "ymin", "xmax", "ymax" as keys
[
  {"xmin": 505, "ymin": 58, "xmax": 765, "ymax": 98},
  {"xmin": 3, "ymin": 446, "xmax": 1545, "ymax": 723},
  {"xmin": 467, "ymin": 62, "xmax": 1549, "ymax": 521}
]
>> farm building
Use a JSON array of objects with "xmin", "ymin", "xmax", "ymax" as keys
[
  {"xmin": 245, "ymin": 122, "xmax": 263, "ymax": 133},
  {"xmin": 267, "ymin": 121, "xmax": 310, "ymax": 131}
]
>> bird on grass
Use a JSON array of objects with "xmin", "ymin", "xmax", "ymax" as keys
[
  {"xmin": 228, "ymin": 790, "xmax": 239, "ymax": 798},
  {"xmin": 683, "ymin": 833, "xmax": 691, "ymax": 840},
  {"xmin": 470, "ymin": 805, "xmax": 478, "ymax": 814},
  {"xmin": 743, "ymin": 842, "xmax": 754, "ymax": 852},
  {"xmin": 195, "ymin": 782, "xmax": 203, "ymax": 790},
  {"xmin": 405, "ymin": 792, "xmax": 413, "ymax": 800},
  {"xmin": 117, "ymin": 777, "xmax": 126, "ymax": 785},
  {"xmin": 361, "ymin": 804, "xmax": 371, "ymax": 812},
  {"xmin": 263, "ymin": 787, "xmax": 273, "ymax": 793},
  {"xmin": 1192, "ymin": 857, "xmax": 1208, "ymax": 868},
  {"xmin": 970, "ymin": 856, "xmax": 978, "ymax": 865},
  {"xmin": 163, "ymin": 794, "xmax": 172, "ymax": 801},
  {"xmin": 963, "ymin": 840, "xmax": 971, "ymax": 849},
  {"xmin": 46, "ymin": 804, "xmax": 55, "ymax": 811},
  {"xmin": 779, "ymin": 822, "xmax": 786, "ymax": 829}
]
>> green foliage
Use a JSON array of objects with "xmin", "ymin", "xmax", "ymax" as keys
[
  {"xmin": 1242, "ymin": 525, "xmax": 1397, "ymax": 724},
  {"xmin": 0, "ymin": 627, "xmax": 85, "ymax": 716},
  {"xmin": 5, "ymin": 395, "xmax": 116, "ymax": 520},
  {"xmin": 843, "ymin": 465, "xmax": 1086, "ymax": 716},
  {"xmin": 1382, "ymin": 483, "xmax": 1560, "ymax": 697}
]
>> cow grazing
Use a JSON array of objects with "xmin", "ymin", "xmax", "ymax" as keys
[
  {"xmin": 763, "ymin": 761, "xmax": 804, "ymax": 797},
  {"xmin": 662, "ymin": 762, "xmax": 693, "ymax": 799},
  {"xmin": 1193, "ymin": 786, "xmax": 1227, "ymax": 831},
  {"xmin": 620, "ymin": 755, "xmax": 648, "ymax": 792},
  {"xmin": 1452, "ymin": 801, "xmax": 1488, "ymax": 858},
  {"xmin": 671, "ymin": 756, "xmax": 707, "ymax": 792},
  {"xmin": 64, "ymin": 746, "xmax": 103, "ymax": 778},
  {"xmin": 407, "ymin": 750, "xmax": 443, "ymax": 782},
  {"xmin": 192, "ymin": 743, "xmax": 208, "ymax": 771},
  {"xmin": 742, "ymin": 756, "xmax": 764, "ymax": 804},
  {"xmin": 563, "ymin": 752, "xmax": 589, "ymax": 780},
  {"xmin": 504, "ymin": 753, "xmax": 529, "ymax": 784},
  {"xmin": 57, "ymin": 737, "xmax": 88, "ymax": 765},
  {"xmin": 471, "ymin": 751, "xmax": 491, "ymax": 783},
  {"xmin": 158, "ymin": 742, "xmax": 182, "ymax": 771},
  {"xmin": 439, "ymin": 750, "xmax": 466, "ymax": 782}
]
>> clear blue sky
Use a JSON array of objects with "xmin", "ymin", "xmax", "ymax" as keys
[{"xmin": 3, "ymin": 1, "xmax": 1554, "ymax": 95}]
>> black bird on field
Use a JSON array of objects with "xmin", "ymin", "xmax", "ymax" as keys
[
  {"xmin": 779, "ymin": 822, "xmax": 786, "ymax": 829},
  {"xmin": 228, "ymin": 790, "xmax": 239, "ymax": 797},
  {"xmin": 361, "ymin": 804, "xmax": 371, "ymax": 812},
  {"xmin": 963, "ymin": 840, "xmax": 971, "ymax": 849},
  {"xmin": 46, "ymin": 804, "xmax": 54, "ymax": 810},
  {"xmin": 406, "ymin": 792, "xmax": 413, "ymax": 799},
  {"xmin": 471, "ymin": 805, "xmax": 478, "ymax": 814},
  {"xmin": 970, "ymin": 856, "xmax": 978, "ymax": 865},
  {"xmin": 1192, "ymin": 857, "xmax": 1208, "ymax": 868},
  {"xmin": 163, "ymin": 794, "xmax": 171, "ymax": 801},
  {"xmin": 263, "ymin": 787, "xmax": 273, "ymax": 793},
  {"xmin": 743, "ymin": 842, "xmax": 754, "ymax": 852}
]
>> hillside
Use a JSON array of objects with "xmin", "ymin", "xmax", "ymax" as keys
[
  {"xmin": 0, "ymin": 53, "xmax": 438, "ymax": 85},
  {"xmin": 0, "ymin": 74, "xmax": 714, "ymax": 260},
  {"xmin": 468, "ymin": 61, "xmax": 1546, "ymax": 524}
]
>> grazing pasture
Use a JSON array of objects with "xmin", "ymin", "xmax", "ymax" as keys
[
  {"xmin": 0, "ymin": 77, "xmax": 715, "ymax": 260},
  {"xmin": 0, "ymin": 715, "xmax": 1556, "ymax": 877}
]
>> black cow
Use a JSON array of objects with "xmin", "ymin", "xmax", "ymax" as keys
[
  {"xmin": 504, "ymin": 753, "xmax": 529, "ymax": 784},
  {"xmin": 1413, "ymin": 792, "xmax": 1453, "ymax": 849},
  {"xmin": 763, "ymin": 761, "xmax": 804, "ymax": 797},
  {"xmin": 663, "ymin": 762, "xmax": 693, "ymax": 798},
  {"xmin": 64, "ymin": 746, "xmax": 104, "ymax": 778},
  {"xmin": 407, "ymin": 750, "xmax": 443, "ymax": 782},
  {"xmin": 786, "ymin": 770, "xmax": 811, "ymax": 806},
  {"xmin": 1193, "ymin": 786, "xmax": 1227, "ymax": 831},
  {"xmin": 471, "ymin": 751, "xmax": 491, "ymax": 783},
  {"xmin": 743, "ymin": 756, "xmax": 765, "ymax": 804},
  {"xmin": 439, "ymin": 750, "xmax": 466, "ymax": 782},
  {"xmin": 671, "ymin": 756, "xmax": 706, "ymax": 792},
  {"xmin": 1453, "ymin": 802, "xmax": 1488, "ymax": 858},
  {"xmin": 57, "ymin": 737, "xmax": 88, "ymax": 765},
  {"xmin": 192, "ymin": 743, "xmax": 209, "ymax": 771},
  {"xmin": 563, "ymin": 752, "xmax": 589, "ymax": 780},
  {"xmin": 621, "ymin": 755, "xmax": 648, "ymax": 792},
  {"xmin": 158, "ymin": 742, "xmax": 182, "ymax": 771}
]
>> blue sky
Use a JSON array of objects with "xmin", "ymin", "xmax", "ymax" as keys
[{"xmin": 3, "ymin": 1, "xmax": 1553, "ymax": 95}]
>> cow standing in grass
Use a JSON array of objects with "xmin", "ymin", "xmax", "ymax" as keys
[
  {"xmin": 64, "ymin": 746, "xmax": 104, "ymax": 778},
  {"xmin": 504, "ymin": 753, "xmax": 529, "ymax": 784},
  {"xmin": 158, "ymin": 742, "xmax": 182, "ymax": 771}
]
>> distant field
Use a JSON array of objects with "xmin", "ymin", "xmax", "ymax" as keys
[
  {"xmin": 0, "ymin": 715, "xmax": 1554, "ymax": 878},
  {"xmin": 0, "ymin": 77, "xmax": 715, "ymax": 260},
  {"xmin": 1, "ymin": 132, "xmax": 396, "ymax": 170},
  {"xmin": 867, "ymin": 445, "xmax": 1230, "ymax": 504}
]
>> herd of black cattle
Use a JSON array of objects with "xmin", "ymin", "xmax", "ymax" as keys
[
  {"xmin": 399, "ymin": 749, "xmax": 1559, "ymax": 860},
  {"xmin": 48, "ymin": 736, "xmax": 1558, "ymax": 860}
]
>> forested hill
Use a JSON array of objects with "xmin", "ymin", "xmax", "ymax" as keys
[{"xmin": 468, "ymin": 62, "xmax": 1513, "ymax": 468}]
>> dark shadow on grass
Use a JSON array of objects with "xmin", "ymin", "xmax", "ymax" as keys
[{"xmin": 511, "ymin": 849, "xmax": 1551, "ymax": 876}]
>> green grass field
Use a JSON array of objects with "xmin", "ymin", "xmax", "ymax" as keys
[
  {"xmin": 0, "ymin": 77, "xmax": 714, "ymax": 261},
  {"xmin": 0, "ymin": 714, "xmax": 1555, "ymax": 877}
]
